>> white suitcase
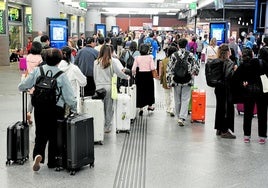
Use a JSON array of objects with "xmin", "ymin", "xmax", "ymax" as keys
[
  {"xmin": 81, "ymin": 97, "xmax": 105, "ymax": 145},
  {"xmin": 115, "ymin": 93, "xmax": 131, "ymax": 133},
  {"xmin": 119, "ymin": 84, "xmax": 137, "ymax": 121}
]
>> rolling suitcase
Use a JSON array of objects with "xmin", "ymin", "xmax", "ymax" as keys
[
  {"xmin": 119, "ymin": 84, "xmax": 137, "ymax": 121},
  {"xmin": 66, "ymin": 114, "xmax": 95, "ymax": 175},
  {"xmin": 191, "ymin": 90, "xmax": 206, "ymax": 123},
  {"xmin": 237, "ymin": 103, "xmax": 257, "ymax": 115},
  {"xmin": 79, "ymin": 87, "xmax": 104, "ymax": 144},
  {"xmin": 6, "ymin": 92, "xmax": 29, "ymax": 165},
  {"xmin": 81, "ymin": 97, "xmax": 104, "ymax": 145},
  {"xmin": 19, "ymin": 57, "xmax": 27, "ymax": 70},
  {"xmin": 115, "ymin": 93, "xmax": 131, "ymax": 134}
]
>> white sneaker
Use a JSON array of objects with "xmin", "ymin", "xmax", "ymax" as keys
[
  {"xmin": 177, "ymin": 118, "xmax": 185, "ymax": 127},
  {"xmin": 33, "ymin": 155, "xmax": 42, "ymax": 172}
]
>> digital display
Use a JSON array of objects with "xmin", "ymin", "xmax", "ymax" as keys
[
  {"xmin": 95, "ymin": 24, "xmax": 106, "ymax": 37},
  {"xmin": 47, "ymin": 18, "xmax": 68, "ymax": 49},
  {"xmin": 8, "ymin": 7, "xmax": 22, "ymax": 22},
  {"xmin": 209, "ymin": 22, "xmax": 227, "ymax": 46},
  {"xmin": 111, "ymin": 26, "xmax": 119, "ymax": 35}
]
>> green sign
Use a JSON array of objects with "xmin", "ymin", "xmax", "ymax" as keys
[
  {"xmin": 189, "ymin": 2, "xmax": 197, "ymax": 10},
  {"xmin": 79, "ymin": 1, "xmax": 87, "ymax": 9}
]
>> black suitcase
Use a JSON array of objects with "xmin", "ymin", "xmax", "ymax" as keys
[
  {"xmin": 56, "ymin": 114, "xmax": 94, "ymax": 175},
  {"xmin": 6, "ymin": 92, "xmax": 29, "ymax": 165}
]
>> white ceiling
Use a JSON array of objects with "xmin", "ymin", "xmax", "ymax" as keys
[
  {"xmin": 59, "ymin": 0, "xmax": 199, "ymax": 15},
  {"xmin": 58, "ymin": 0, "xmax": 256, "ymax": 15}
]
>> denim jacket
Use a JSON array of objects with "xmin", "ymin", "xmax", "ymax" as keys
[{"xmin": 18, "ymin": 64, "xmax": 77, "ymax": 112}]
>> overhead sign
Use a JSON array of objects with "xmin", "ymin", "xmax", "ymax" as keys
[
  {"xmin": 79, "ymin": 1, "xmax": 87, "ymax": 9},
  {"xmin": 189, "ymin": 2, "xmax": 197, "ymax": 10}
]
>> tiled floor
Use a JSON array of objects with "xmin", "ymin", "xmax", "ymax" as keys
[{"xmin": 1, "ymin": 55, "xmax": 268, "ymax": 188}]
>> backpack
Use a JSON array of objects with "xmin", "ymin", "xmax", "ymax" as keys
[
  {"xmin": 119, "ymin": 50, "xmax": 127, "ymax": 67},
  {"xmin": 205, "ymin": 59, "xmax": 224, "ymax": 87},
  {"xmin": 126, "ymin": 51, "xmax": 135, "ymax": 69},
  {"xmin": 173, "ymin": 51, "xmax": 192, "ymax": 84},
  {"xmin": 32, "ymin": 66, "xmax": 63, "ymax": 108}
]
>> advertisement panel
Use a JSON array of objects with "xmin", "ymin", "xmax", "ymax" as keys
[
  {"xmin": 209, "ymin": 22, "xmax": 228, "ymax": 46},
  {"xmin": 47, "ymin": 18, "xmax": 68, "ymax": 49}
]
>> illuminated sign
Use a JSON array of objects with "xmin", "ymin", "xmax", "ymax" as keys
[{"xmin": 8, "ymin": 7, "xmax": 22, "ymax": 22}]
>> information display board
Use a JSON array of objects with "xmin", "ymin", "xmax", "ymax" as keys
[
  {"xmin": 209, "ymin": 22, "xmax": 228, "ymax": 46},
  {"xmin": 47, "ymin": 18, "xmax": 68, "ymax": 49}
]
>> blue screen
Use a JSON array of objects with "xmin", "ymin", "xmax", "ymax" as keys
[
  {"xmin": 48, "ymin": 19, "xmax": 68, "ymax": 49},
  {"xmin": 209, "ymin": 22, "xmax": 227, "ymax": 46},
  {"xmin": 95, "ymin": 24, "xmax": 106, "ymax": 37}
]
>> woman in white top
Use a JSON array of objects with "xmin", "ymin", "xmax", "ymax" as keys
[
  {"xmin": 204, "ymin": 37, "xmax": 219, "ymax": 61},
  {"xmin": 58, "ymin": 46, "xmax": 87, "ymax": 115}
]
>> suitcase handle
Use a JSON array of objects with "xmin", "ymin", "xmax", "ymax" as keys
[{"xmin": 22, "ymin": 91, "xmax": 27, "ymax": 125}]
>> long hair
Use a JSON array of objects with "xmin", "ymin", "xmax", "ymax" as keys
[
  {"xmin": 209, "ymin": 38, "xmax": 217, "ymax": 47},
  {"xmin": 61, "ymin": 46, "xmax": 72, "ymax": 64},
  {"xmin": 217, "ymin": 43, "xmax": 230, "ymax": 60},
  {"xmin": 97, "ymin": 45, "xmax": 112, "ymax": 69}
]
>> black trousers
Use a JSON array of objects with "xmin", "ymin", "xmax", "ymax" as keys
[
  {"xmin": 84, "ymin": 76, "xmax": 96, "ymax": 96},
  {"xmin": 214, "ymin": 86, "xmax": 235, "ymax": 132},
  {"xmin": 33, "ymin": 105, "xmax": 64, "ymax": 166},
  {"xmin": 243, "ymin": 94, "xmax": 267, "ymax": 138}
]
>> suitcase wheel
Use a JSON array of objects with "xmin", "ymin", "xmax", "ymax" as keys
[
  {"xmin": 70, "ymin": 170, "xmax": 76, "ymax": 175},
  {"xmin": 201, "ymin": 120, "xmax": 205, "ymax": 124},
  {"xmin": 55, "ymin": 167, "xmax": 61, "ymax": 172},
  {"xmin": 6, "ymin": 160, "xmax": 11, "ymax": 165},
  {"xmin": 90, "ymin": 162, "xmax": 95, "ymax": 168}
]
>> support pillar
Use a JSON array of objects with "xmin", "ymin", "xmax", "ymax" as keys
[
  {"xmin": 32, "ymin": 0, "xmax": 60, "ymax": 37},
  {"xmin": 86, "ymin": 9, "xmax": 101, "ymax": 37}
]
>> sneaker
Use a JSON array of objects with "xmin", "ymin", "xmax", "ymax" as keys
[
  {"xmin": 221, "ymin": 131, "xmax": 236, "ymax": 139},
  {"xmin": 259, "ymin": 138, "xmax": 266, "ymax": 144},
  {"xmin": 33, "ymin": 155, "xmax": 42, "ymax": 172},
  {"xmin": 177, "ymin": 118, "xmax": 185, "ymax": 127},
  {"xmin": 244, "ymin": 136, "xmax": 250, "ymax": 143}
]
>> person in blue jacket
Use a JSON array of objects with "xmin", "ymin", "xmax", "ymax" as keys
[
  {"xmin": 144, "ymin": 32, "xmax": 159, "ymax": 60},
  {"xmin": 18, "ymin": 48, "xmax": 77, "ymax": 172}
]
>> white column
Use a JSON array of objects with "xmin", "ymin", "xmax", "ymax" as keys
[
  {"xmin": 32, "ymin": 0, "xmax": 60, "ymax": 34},
  {"xmin": 106, "ymin": 15, "xmax": 117, "ymax": 32},
  {"xmin": 86, "ymin": 9, "xmax": 101, "ymax": 36}
]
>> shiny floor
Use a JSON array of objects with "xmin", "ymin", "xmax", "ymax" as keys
[{"xmin": 1, "ymin": 53, "xmax": 268, "ymax": 188}]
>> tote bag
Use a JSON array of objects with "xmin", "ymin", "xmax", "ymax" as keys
[{"xmin": 111, "ymin": 63, "xmax": 118, "ymax": 100}]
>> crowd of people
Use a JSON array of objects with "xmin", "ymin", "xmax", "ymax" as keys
[{"xmin": 17, "ymin": 29, "xmax": 268, "ymax": 173}]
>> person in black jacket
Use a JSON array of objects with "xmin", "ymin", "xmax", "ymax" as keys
[
  {"xmin": 238, "ymin": 47, "xmax": 268, "ymax": 144},
  {"xmin": 214, "ymin": 44, "xmax": 237, "ymax": 139}
]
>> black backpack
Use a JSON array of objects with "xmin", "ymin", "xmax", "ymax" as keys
[
  {"xmin": 173, "ymin": 51, "xmax": 192, "ymax": 84},
  {"xmin": 205, "ymin": 59, "xmax": 224, "ymax": 87},
  {"xmin": 32, "ymin": 66, "xmax": 63, "ymax": 108},
  {"xmin": 126, "ymin": 51, "xmax": 135, "ymax": 69}
]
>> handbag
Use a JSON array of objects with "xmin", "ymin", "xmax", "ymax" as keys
[
  {"xmin": 260, "ymin": 74, "xmax": 268, "ymax": 93},
  {"xmin": 152, "ymin": 69, "xmax": 159, "ymax": 79},
  {"xmin": 92, "ymin": 88, "xmax": 107, "ymax": 99}
]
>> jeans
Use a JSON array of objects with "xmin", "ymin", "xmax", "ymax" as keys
[{"xmin": 173, "ymin": 84, "xmax": 191, "ymax": 120}]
